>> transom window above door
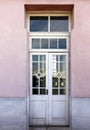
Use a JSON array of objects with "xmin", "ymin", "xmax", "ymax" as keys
[
  {"xmin": 31, "ymin": 38, "xmax": 67, "ymax": 49},
  {"xmin": 29, "ymin": 15, "xmax": 69, "ymax": 32}
]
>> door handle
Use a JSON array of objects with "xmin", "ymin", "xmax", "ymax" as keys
[{"xmin": 46, "ymin": 89, "xmax": 48, "ymax": 95}]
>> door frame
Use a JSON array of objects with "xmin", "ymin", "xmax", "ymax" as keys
[
  {"xmin": 29, "ymin": 51, "xmax": 69, "ymax": 126},
  {"xmin": 48, "ymin": 53, "xmax": 69, "ymax": 125},
  {"xmin": 27, "ymin": 12, "xmax": 71, "ymax": 126}
]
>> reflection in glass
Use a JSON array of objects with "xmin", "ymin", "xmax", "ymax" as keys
[
  {"xmin": 53, "ymin": 89, "xmax": 58, "ymax": 95},
  {"xmin": 53, "ymin": 77, "xmax": 58, "ymax": 88},
  {"xmin": 60, "ymin": 89, "xmax": 66, "ymax": 95},
  {"xmin": 60, "ymin": 55, "xmax": 66, "ymax": 61},
  {"xmin": 52, "ymin": 63, "xmax": 58, "ymax": 73},
  {"xmin": 50, "ymin": 16, "xmax": 68, "ymax": 32},
  {"xmin": 59, "ymin": 39, "xmax": 66, "ymax": 49},
  {"xmin": 40, "ymin": 63, "xmax": 45, "ymax": 74},
  {"xmin": 33, "ymin": 63, "xmax": 38, "ymax": 74},
  {"xmin": 40, "ymin": 77, "xmax": 46, "ymax": 87},
  {"xmin": 60, "ymin": 78, "xmax": 66, "ymax": 87},
  {"xmin": 32, "ymin": 76, "xmax": 38, "ymax": 87},
  {"xmin": 60, "ymin": 63, "xmax": 66, "ymax": 72},
  {"xmin": 30, "ymin": 16, "xmax": 48, "ymax": 32},
  {"xmin": 32, "ymin": 39, "xmax": 40, "ymax": 49},
  {"xmin": 33, "ymin": 89, "xmax": 38, "ymax": 94},
  {"xmin": 41, "ymin": 39, "xmax": 48, "ymax": 49},
  {"xmin": 50, "ymin": 39, "xmax": 57, "ymax": 49},
  {"xmin": 40, "ymin": 55, "xmax": 45, "ymax": 61},
  {"xmin": 32, "ymin": 55, "xmax": 38, "ymax": 61},
  {"xmin": 40, "ymin": 89, "xmax": 45, "ymax": 94}
]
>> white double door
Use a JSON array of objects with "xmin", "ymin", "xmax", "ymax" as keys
[{"xmin": 30, "ymin": 53, "xmax": 69, "ymax": 126}]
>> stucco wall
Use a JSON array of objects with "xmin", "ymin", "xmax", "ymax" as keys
[
  {"xmin": 0, "ymin": 0, "xmax": 27, "ymax": 97},
  {"xmin": 71, "ymin": 1, "xmax": 90, "ymax": 97}
]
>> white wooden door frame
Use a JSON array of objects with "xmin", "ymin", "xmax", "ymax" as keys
[
  {"xmin": 29, "ymin": 52, "xmax": 69, "ymax": 126},
  {"xmin": 48, "ymin": 53, "xmax": 69, "ymax": 125},
  {"xmin": 30, "ymin": 53, "xmax": 49, "ymax": 125}
]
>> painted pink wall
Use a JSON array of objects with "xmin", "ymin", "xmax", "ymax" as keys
[
  {"xmin": 0, "ymin": 0, "xmax": 27, "ymax": 97},
  {"xmin": 0, "ymin": 0, "xmax": 90, "ymax": 97},
  {"xmin": 71, "ymin": 1, "xmax": 90, "ymax": 97}
]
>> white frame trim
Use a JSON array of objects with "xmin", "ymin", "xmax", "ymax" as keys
[{"xmin": 27, "ymin": 11, "xmax": 70, "ymax": 126}]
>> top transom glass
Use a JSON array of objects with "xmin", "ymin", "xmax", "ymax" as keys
[
  {"xmin": 30, "ymin": 16, "xmax": 48, "ymax": 32},
  {"xmin": 30, "ymin": 16, "xmax": 69, "ymax": 32}
]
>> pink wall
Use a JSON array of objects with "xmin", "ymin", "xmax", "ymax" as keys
[
  {"xmin": 71, "ymin": 1, "xmax": 90, "ymax": 97},
  {"xmin": 0, "ymin": 0, "xmax": 90, "ymax": 97},
  {"xmin": 0, "ymin": 0, "xmax": 27, "ymax": 97}
]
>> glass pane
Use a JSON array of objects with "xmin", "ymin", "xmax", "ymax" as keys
[
  {"xmin": 60, "ymin": 55, "xmax": 66, "ymax": 61},
  {"xmin": 52, "ymin": 56, "xmax": 58, "ymax": 73},
  {"xmin": 53, "ymin": 89, "xmax": 58, "ymax": 95},
  {"xmin": 33, "ymin": 63, "xmax": 38, "ymax": 74},
  {"xmin": 32, "ymin": 39, "xmax": 40, "ymax": 49},
  {"xmin": 41, "ymin": 39, "xmax": 48, "ymax": 49},
  {"xmin": 50, "ymin": 16, "xmax": 68, "ymax": 32},
  {"xmin": 30, "ymin": 16, "xmax": 48, "ymax": 32},
  {"xmin": 40, "ymin": 63, "xmax": 45, "ymax": 74},
  {"xmin": 52, "ymin": 63, "xmax": 58, "ymax": 73},
  {"xmin": 40, "ymin": 89, "xmax": 45, "ymax": 95},
  {"xmin": 40, "ymin": 55, "xmax": 45, "ymax": 61},
  {"xmin": 60, "ymin": 63, "xmax": 66, "ymax": 72},
  {"xmin": 33, "ymin": 89, "xmax": 38, "ymax": 95},
  {"xmin": 32, "ymin": 55, "xmax": 38, "ymax": 61},
  {"xmin": 50, "ymin": 39, "xmax": 57, "ymax": 49},
  {"xmin": 60, "ymin": 89, "xmax": 66, "ymax": 95},
  {"xmin": 52, "ymin": 55, "xmax": 58, "ymax": 62},
  {"xmin": 59, "ymin": 39, "xmax": 66, "ymax": 49},
  {"xmin": 53, "ymin": 77, "xmax": 58, "ymax": 88},
  {"xmin": 40, "ymin": 77, "xmax": 46, "ymax": 87},
  {"xmin": 60, "ymin": 78, "xmax": 66, "ymax": 87},
  {"xmin": 32, "ymin": 76, "xmax": 38, "ymax": 87}
]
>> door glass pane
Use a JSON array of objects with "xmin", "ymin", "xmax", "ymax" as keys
[
  {"xmin": 58, "ymin": 39, "xmax": 67, "ymax": 49},
  {"xmin": 32, "ymin": 55, "xmax": 38, "ymax": 61},
  {"xmin": 33, "ymin": 89, "xmax": 38, "ymax": 94},
  {"xmin": 40, "ymin": 63, "xmax": 46, "ymax": 74},
  {"xmin": 53, "ymin": 77, "xmax": 58, "ymax": 88},
  {"xmin": 41, "ymin": 39, "xmax": 48, "ymax": 49},
  {"xmin": 40, "ymin": 77, "xmax": 46, "ymax": 87},
  {"xmin": 53, "ymin": 89, "xmax": 58, "ymax": 95},
  {"xmin": 32, "ymin": 39, "xmax": 40, "ymax": 49},
  {"xmin": 60, "ymin": 89, "xmax": 66, "ymax": 95},
  {"xmin": 30, "ymin": 16, "xmax": 48, "ymax": 32},
  {"xmin": 60, "ymin": 78, "xmax": 66, "ymax": 88},
  {"xmin": 33, "ymin": 76, "xmax": 38, "ymax": 87},
  {"xmin": 50, "ymin": 39, "xmax": 57, "ymax": 49},
  {"xmin": 52, "ymin": 55, "xmax": 67, "ymax": 95},
  {"xmin": 40, "ymin": 89, "xmax": 45, "ymax": 94},
  {"xmin": 60, "ymin": 55, "xmax": 66, "ymax": 61},
  {"xmin": 40, "ymin": 55, "xmax": 46, "ymax": 61},
  {"xmin": 32, "ymin": 63, "xmax": 38, "ymax": 74},
  {"xmin": 60, "ymin": 63, "xmax": 66, "ymax": 72},
  {"xmin": 32, "ymin": 55, "xmax": 46, "ymax": 95},
  {"xmin": 50, "ymin": 16, "xmax": 68, "ymax": 32}
]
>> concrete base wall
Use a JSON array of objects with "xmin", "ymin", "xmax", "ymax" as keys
[
  {"xmin": 71, "ymin": 98, "xmax": 90, "ymax": 130},
  {"xmin": 0, "ymin": 98, "xmax": 27, "ymax": 130},
  {"xmin": 1, "ymin": 97, "xmax": 90, "ymax": 130}
]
